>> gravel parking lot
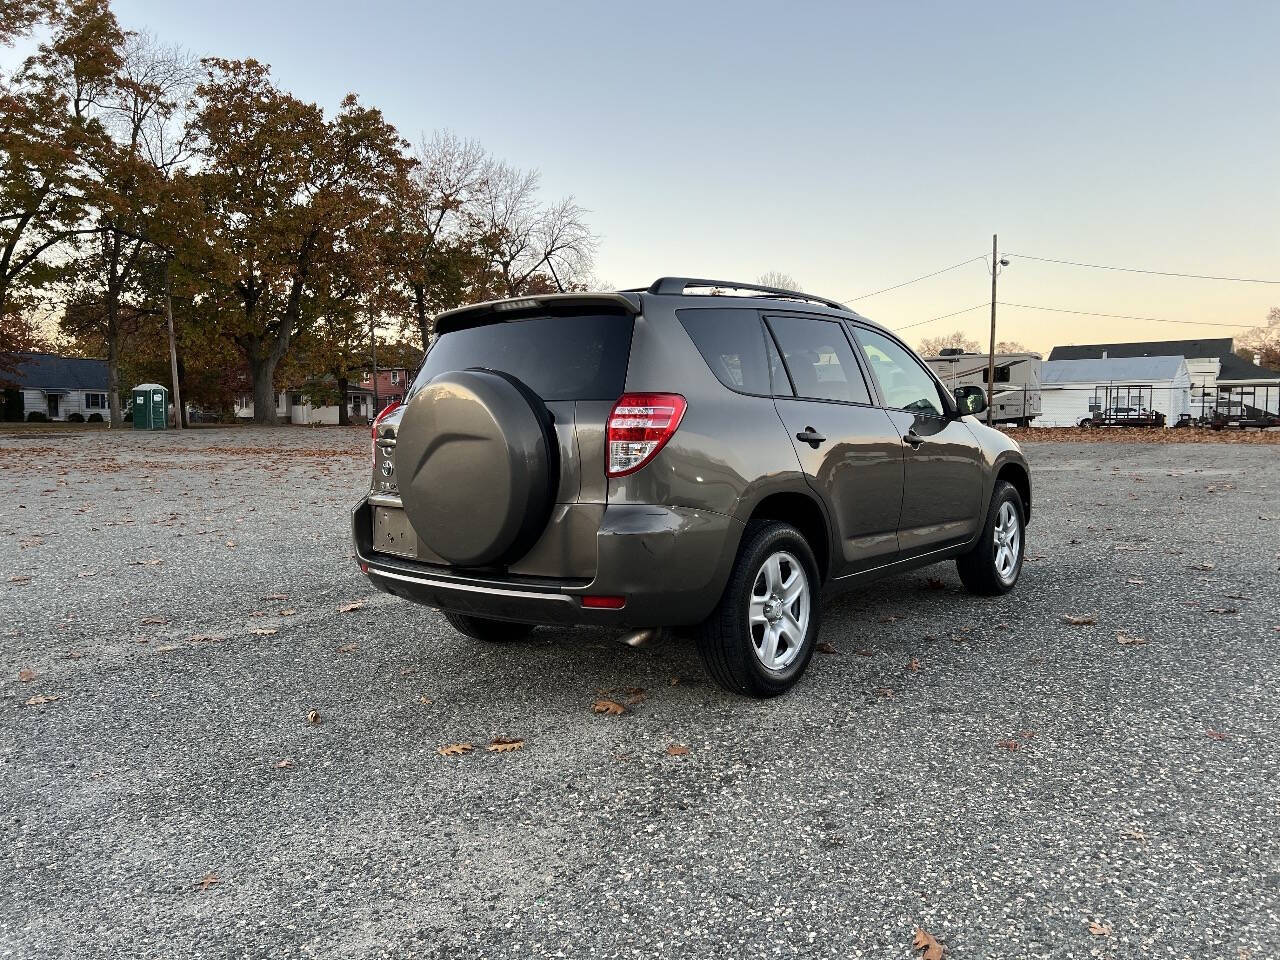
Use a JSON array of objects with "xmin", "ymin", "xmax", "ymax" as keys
[{"xmin": 2, "ymin": 428, "xmax": 1277, "ymax": 959}]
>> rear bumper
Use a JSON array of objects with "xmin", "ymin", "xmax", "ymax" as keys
[{"xmin": 351, "ymin": 497, "xmax": 741, "ymax": 628}]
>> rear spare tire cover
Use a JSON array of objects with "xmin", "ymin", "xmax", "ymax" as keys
[{"xmin": 396, "ymin": 369, "xmax": 556, "ymax": 566}]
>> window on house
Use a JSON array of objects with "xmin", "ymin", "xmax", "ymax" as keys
[
  {"xmin": 390, "ymin": 370, "xmax": 400, "ymax": 384},
  {"xmin": 85, "ymin": 393, "xmax": 106, "ymax": 408}
]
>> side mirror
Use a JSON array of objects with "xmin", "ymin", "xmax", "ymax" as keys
[{"xmin": 954, "ymin": 385, "xmax": 987, "ymax": 416}]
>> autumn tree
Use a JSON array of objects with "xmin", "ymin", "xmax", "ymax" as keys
[
  {"xmin": 918, "ymin": 331, "xmax": 980, "ymax": 355},
  {"xmin": 995, "ymin": 340, "xmax": 1030, "ymax": 353},
  {"xmin": 0, "ymin": 0, "xmax": 122, "ymax": 331},
  {"xmin": 60, "ymin": 32, "xmax": 197, "ymax": 425},
  {"xmin": 189, "ymin": 59, "xmax": 409, "ymax": 423}
]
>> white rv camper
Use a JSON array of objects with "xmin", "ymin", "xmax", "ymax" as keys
[{"xmin": 924, "ymin": 350, "xmax": 1043, "ymax": 426}]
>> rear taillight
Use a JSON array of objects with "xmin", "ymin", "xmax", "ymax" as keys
[
  {"xmin": 606, "ymin": 393, "xmax": 687, "ymax": 478},
  {"xmin": 370, "ymin": 400, "xmax": 401, "ymax": 465}
]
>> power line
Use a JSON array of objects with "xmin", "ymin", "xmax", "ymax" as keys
[
  {"xmin": 997, "ymin": 302, "xmax": 1257, "ymax": 328},
  {"xmin": 844, "ymin": 255, "xmax": 986, "ymax": 302},
  {"xmin": 1007, "ymin": 253, "xmax": 1280, "ymax": 285},
  {"xmin": 894, "ymin": 302, "xmax": 990, "ymax": 331}
]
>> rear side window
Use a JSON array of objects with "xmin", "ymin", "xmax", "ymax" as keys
[
  {"xmin": 678, "ymin": 308, "xmax": 772, "ymax": 395},
  {"xmin": 412, "ymin": 313, "xmax": 633, "ymax": 402},
  {"xmin": 766, "ymin": 315, "xmax": 872, "ymax": 404}
]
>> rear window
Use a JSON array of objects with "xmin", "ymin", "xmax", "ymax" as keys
[
  {"xmin": 678, "ymin": 308, "xmax": 775, "ymax": 395},
  {"xmin": 411, "ymin": 313, "xmax": 633, "ymax": 402}
]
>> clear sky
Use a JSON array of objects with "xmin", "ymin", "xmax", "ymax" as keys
[{"xmin": 74, "ymin": 2, "xmax": 1280, "ymax": 352}]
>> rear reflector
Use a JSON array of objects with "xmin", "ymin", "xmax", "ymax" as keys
[
  {"xmin": 359, "ymin": 562, "xmax": 368, "ymax": 573},
  {"xmin": 606, "ymin": 393, "xmax": 687, "ymax": 478},
  {"xmin": 581, "ymin": 595, "xmax": 626, "ymax": 609}
]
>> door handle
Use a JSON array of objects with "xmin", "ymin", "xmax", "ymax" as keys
[
  {"xmin": 795, "ymin": 427, "xmax": 826, "ymax": 448},
  {"xmin": 903, "ymin": 430, "xmax": 925, "ymax": 448}
]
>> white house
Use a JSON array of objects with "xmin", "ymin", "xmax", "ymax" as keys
[
  {"xmin": 1047, "ymin": 338, "xmax": 1280, "ymax": 420},
  {"xmin": 8, "ymin": 352, "xmax": 110, "ymax": 421},
  {"xmin": 1037, "ymin": 356, "xmax": 1191, "ymax": 427},
  {"xmin": 234, "ymin": 382, "xmax": 375, "ymax": 424}
]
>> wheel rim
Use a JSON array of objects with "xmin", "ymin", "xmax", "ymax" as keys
[
  {"xmin": 749, "ymin": 550, "xmax": 810, "ymax": 671},
  {"xmin": 993, "ymin": 501, "xmax": 1021, "ymax": 584}
]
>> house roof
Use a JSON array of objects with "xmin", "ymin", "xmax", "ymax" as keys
[
  {"xmin": 1041, "ymin": 356, "xmax": 1188, "ymax": 384},
  {"xmin": 9, "ymin": 352, "xmax": 108, "ymax": 391},
  {"xmin": 1047, "ymin": 338, "xmax": 1233, "ymax": 361},
  {"xmin": 1217, "ymin": 352, "xmax": 1280, "ymax": 382}
]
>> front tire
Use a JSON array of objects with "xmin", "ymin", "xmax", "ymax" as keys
[
  {"xmin": 695, "ymin": 521, "xmax": 822, "ymax": 698},
  {"xmin": 956, "ymin": 481, "xmax": 1025, "ymax": 595},
  {"xmin": 443, "ymin": 611, "xmax": 534, "ymax": 642}
]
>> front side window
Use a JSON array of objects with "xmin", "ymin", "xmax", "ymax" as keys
[
  {"xmin": 766, "ymin": 315, "xmax": 871, "ymax": 404},
  {"xmin": 854, "ymin": 327, "xmax": 946, "ymax": 416}
]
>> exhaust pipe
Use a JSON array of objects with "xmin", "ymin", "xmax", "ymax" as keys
[{"xmin": 617, "ymin": 628, "xmax": 657, "ymax": 648}]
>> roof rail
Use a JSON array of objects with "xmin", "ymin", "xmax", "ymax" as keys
[{"xmin": 643, "ymin": 277, "xmax": 848, "ymax": 312}]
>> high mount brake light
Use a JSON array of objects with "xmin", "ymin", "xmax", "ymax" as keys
[
  {"xmin": 606, "ymin": 393, "xmax": 687, "ymax": 478},
  {"xmin": 370, "ymin": 400, "xmax": 401, "ymax": 466}
]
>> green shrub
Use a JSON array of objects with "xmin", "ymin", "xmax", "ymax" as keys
[
  {"xmin": 67, "ymin": 412, "xmax": 85, "ymax": 423},
  {"xmin": 87, "ymin": 412, "xmax": 104, "ymax": 423},
  {"xmin": 26, "ymin": 410, "xmax": 48, "ymax": 422}
]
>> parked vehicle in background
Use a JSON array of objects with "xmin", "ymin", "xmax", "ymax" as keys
[
  {"xmin": 923, "ymin": 349, "xmax": 1042, "ymax": 426},
  {"xmin": 352, "ymin": 278, "xmax": 1032, "ymax": 697},
  {"xmin": 1079, "ymin": 405, "xmax": 1167, "ymax": 428}
]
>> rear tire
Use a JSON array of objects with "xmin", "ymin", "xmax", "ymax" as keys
[
  {"xmin": 695, "ymin": 521, "xmax": 822, "ymax": 698},
  {"xmin": 956, "ymin": 481, "xmax": 1025, "ymax": 595},
  {"xmin": 443, "ymin": 611, "xmax": 534, "ymax": 643}
]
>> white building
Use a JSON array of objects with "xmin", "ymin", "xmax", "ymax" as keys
[
  {"xmin": 234, "ymin": 383, "xmax": 375, "ymax": 424},
  {"xmin": 8, "ymin": 353, "xmax": 110, "ymax": 421},
  {"xmin": 1037, "ymin": 356, "xmax": 1191, "ymax": 427}
]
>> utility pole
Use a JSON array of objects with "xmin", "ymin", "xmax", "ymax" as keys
[
  {"xmin": 986, "ymin": 234, "xmax": 998, "ymax": 426},
  {"xmin": 370, "ymin": 315, "xmax": 380, "ymax": 423},
  {"xmin": 163, "ymin": 258, "xmax": 183, "ymax": 430}
]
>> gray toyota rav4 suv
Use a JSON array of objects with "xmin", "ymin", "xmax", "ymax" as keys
[{"xmin": 353, "ymin": 277, "xmax": 1030, "ymax": 697}]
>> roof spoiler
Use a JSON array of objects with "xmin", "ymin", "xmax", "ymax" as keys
[
  {"xmin": 639, "ymin": 277, "xmax": 848, "ymax": 312},
  {"xmin": 435, "ymin": 292, "xmax": 641, "ymax": 335}
]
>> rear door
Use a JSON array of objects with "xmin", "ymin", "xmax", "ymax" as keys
[
  {"xmin": 849, "ymin": 324, "xmax": 984, "ymax": 556},
  {"xmin": 765, "ymin": 313, "xmax": 904, "ymax": 575}
]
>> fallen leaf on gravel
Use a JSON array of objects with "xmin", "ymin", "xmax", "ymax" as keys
[
  {"xmin": 879, "ymin": 614, "xmax": 901, "ymax": 623},
  {"xmin": 1126, "ymin": 578, "xmax": 1145, "ymax": 585},
  {"xmin": 337, "ymin": 601, "xmax": 365, "ymax": 613},
  {"xmin": 815, "ymin": 641, "xmax": 838, "ymax": 654},
  {"xmin": 417, "ymin": 695, "xmax": 433, "ymax": 706},
  {"xmin": 336, "ymin": 643, "xmax": 358, "ymax": 653},
  {"xmin": 906, "ymin": 656, "xmax": 921, "ymax": 672},
  {"xmin": 1116, "ymin": 632, "xmax": 1149, "ymax": 646},
  {"xmin": 669, "ymin": 676, "xmax": 680, "ymax": 685},
  {"xmin": 592, "ymin": 698, "xmax": 625, "ymax": 715},
  {"xmin": 306, "ymin": 710, "xmax": 321, "ymax": 726},
  {"xmin": 154, "ymin": 644, "xmax": 179, "ymax": 652},
  {"xmin": 621, "ymin": 687, "xmax": 646, "ymax": 705},
  {"xmin": 18, "ymin": 667, "xmax": 35, "ymax": 682},
  {"xmin": 274, "ymin": 758, "xmax": 294, "ymax": 769},
  {"xmin": 853, "ymin": 648, "xmax": 874, "ymax": 657},
  {"xmin": 913, "ymin": 927, "xmax": 945, "ymax": 960},
  {"xmin": 487, "ymin": 738, "xmax": 524, "ymax": 753},
  {"xmin": 25, "ymin": 694, "xmax": 60, "ymax": 706},
  {"xmin": 196, "ymin": 872, "xmax": 220, "ymax": 891},
  {"xmin": 140, "ymin": 615, "xmax": 168, "ymax": 625},
  {"xmin": 250, "ymin": 627, "xmax": 277, "ymax": 636},
  {"xmin": 1188, "ymin": 561, "xmax": 1215, "ymax": 571},
  {"xmin": 995, "ymin": 739, "xmax": 1020, "ymax": 750},
  {"xmin": 279, "ymin": 608, "xmax": 297, "ymax": 616},
  {"xmin": 1205, "ymin": 728, "xmax": 1228, "ymax": 741},
  {"xmin": 262, "ymin": 593, "xmax": 289, "ymax": 601},
  {"xmin": 1088, "ymin": 922, "xmax": 1112, "ymax": 937},
  {"xmin": 1124, "ymin": 827, "xmax": 1147, "ymax": 841},
  {"xmin": 7, "ymin": 575, "xmax": 30, "ymax": 584},
  {"xmin": 225, "ymin": 540, "xmax": 236, "ymax": 548},
  {"xmin": 1062, "ymin": 614, "xmax": 1097, "ymax": 626},
  {"xmin": 665, "ymin": 744, "xmax": 690, "ymax": 756},
  {"xmin": 186, "ymin": 634, "xmax": 223, "ymax": 643},
  {"xmin": 873, "ymin": 687, "xmax": 894, "ymax": 698},
  {"xmin": 924, "ymin": 577, "xmax": 946, "ymax": 590},
  {"xmin": 1207, "ymin": 606, "xmax": 1238, "ymax": 615},
  {"xmin": 437, "ymin": 743, "xmax": 473, "ymax": 756}
]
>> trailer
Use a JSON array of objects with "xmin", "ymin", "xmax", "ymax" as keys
[{"xmin": 924, "ymin": 350, "xmax": 1043, "ymax": 426}]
